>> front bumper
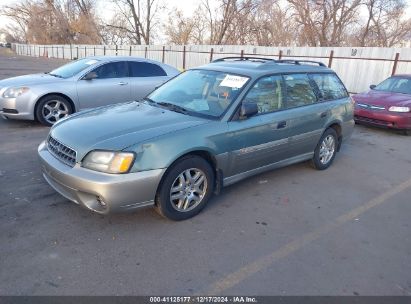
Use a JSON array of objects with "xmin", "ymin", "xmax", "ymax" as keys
[
  {"xmin": 38, "ymin": 141, "xmax": 166, "ymax": 214},
  {"xmin": 354, "ymin": 108, "xmax": 411, "ymax": 130},
  {"xmin": 0, "ymin": 93, "xmax": 37, "ymax": 120}
]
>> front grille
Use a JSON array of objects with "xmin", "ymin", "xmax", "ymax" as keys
[
  {"xmin": 356, "ymin": 103, "xmax": 386, "ymax": 111},
  {"xmin": 47, "ymin": 136, "xmax": 77, "ymax": 167}
]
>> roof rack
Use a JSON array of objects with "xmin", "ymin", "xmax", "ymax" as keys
[
  {"xmin": 212, "ymin": 56, "xmax": 327, "ymax": 67},
  {"xmin": 276, "ymin": 60, "xmax": 326, "ymax": 67},
  {"xmin": 212, "ymin": 57, "xmax": 275, "ymax": 63}
]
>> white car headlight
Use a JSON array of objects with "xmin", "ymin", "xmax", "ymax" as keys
[
  {"xmin": 388, "ymin": 106, "xmax": 410, "ymax": 113},
  {"xmin": 3, "ymin": 87, "xmax": 30, "ymax": 98},
  {"xmin": 82, "ymin": 151, "xmax": 135, "ymax": 174}
]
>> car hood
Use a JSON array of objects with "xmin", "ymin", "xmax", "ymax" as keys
[
  {"xmin": 0, "ymin": 73, "xmax": 65, "ymax": 88},
  {"xmin": 50, "ymin": 102, "xmax": 210, "ymax": 161},
  {"xmin": 353, "ymin": 90, "xmax": 411, "ymax": 107}
]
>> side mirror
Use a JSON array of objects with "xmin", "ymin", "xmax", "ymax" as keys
[
  {"xmin": 83, "ymin": 71, "xmax": 97, "ymax": 80},
  {"xmin": 369, "ymin": 84, "xmax": 376, "ymax": 90},
  {"xmin": 240, "ymin": 102, "xmax": 258, "ymax": 118}
]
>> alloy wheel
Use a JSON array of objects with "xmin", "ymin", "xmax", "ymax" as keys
[
  {"xmin": 319, "ymin": 134, "xmax": 336, "ymax": 165},
  {"xmin": 42, "ymin": 100, "xmax": 69, "ymax": 124},
  {"xmin": 169, "ymin": 168, "xmax": 208, "ymax": 212}
]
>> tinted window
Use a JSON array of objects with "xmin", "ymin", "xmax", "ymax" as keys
[
  {"xmin": 311, "ymin": 73, "xmax": 348, "ymax": 100},
  {"xmin": 92, "ymin": 61, "xmax": 128, "ymax": 79},
  {"xmin": 284, "ymin": 74, "xmax": 317, "ymax": 108},
  {"xmin": 130, "ymin": 61, "xmax": 167, "ymax": 77},
  {"xmin": 375, "ymin": 77, "xmax": 411, "ymax": 95},
  {"xmin": 243, "ymin": 75, "xmax": 285, "ymax": 114}
]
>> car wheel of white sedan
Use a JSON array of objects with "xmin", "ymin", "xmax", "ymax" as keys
[
  {"xmin": 155, "ymin": 156, "xmax": 214, "ymax": 221},
  {"xmin": 36, "ymin": 94, "xmax": 73, "ymax": 126}
]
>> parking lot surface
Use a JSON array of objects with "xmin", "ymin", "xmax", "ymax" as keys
[{"xmin": 1, "ymin": 49, "xmax": 411, "ymax": 296}]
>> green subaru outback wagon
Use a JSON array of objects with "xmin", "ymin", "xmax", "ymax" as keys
[{"xmin": 38, "ymin": 57, "xmax": 354, "ymax": 220}]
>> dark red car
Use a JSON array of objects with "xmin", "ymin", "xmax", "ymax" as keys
[{"xmin": 353, "ymin": 75, "xmax": 411, "ymax": 135}]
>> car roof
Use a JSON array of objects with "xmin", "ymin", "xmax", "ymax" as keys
[
  {"xmin": 197, "ymin": 57, "xmax": 333, "ymax": 78},
  {"xmin": 391, "ymin": 74, "xmax": 411, "ymax": 79},
  {"xmin": 80, "ymin": 56, "xmax": 180, "ymax": 74},
  {"xmin": 82, "ymin": 56, "xmax": 164, "ymax": 64}
]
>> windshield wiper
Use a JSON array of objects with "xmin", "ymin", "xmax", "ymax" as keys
[
  {"xmin": 157, "ymin": 102, "xmax": 189, "ymax": 114},
  {"xmin": 143, "ymin": 97, "xmax": 156, "ymax": 104}
]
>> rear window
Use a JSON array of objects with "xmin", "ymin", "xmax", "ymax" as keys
[
  {"xmin": 311, "ymin": 73, "xmax": 348, "ymax": 100},
  {"xmin": 284, "ymin": 74, "xmax": 317, "ymax": 108},
  {"xmin": 129, "ymin": 62, "xmax": 167, "ymax": 77}
]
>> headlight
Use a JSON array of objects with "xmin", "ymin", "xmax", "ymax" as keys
[
  {"xmin": 3, "ymin": 87, "xmax": 30, "ymax": 98},
  {"xmin": 388, "ymin": 106, "xmax": 410, "ymax": 113},
  {"xmin": 82, "ymin": 151, "xmax": 135, "ymax": 174}
]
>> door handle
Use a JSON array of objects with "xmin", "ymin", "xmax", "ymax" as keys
[
  {"xmin": 277, "ymin": 121, "xmax": 287, "ymax": 129},
  {"xmin": 320, "ymin": 111, "xmax": 328, "ymax": 118},
  {"xmin": 117, "ymin": 82, "xmax": 128, "ymax": 85}
]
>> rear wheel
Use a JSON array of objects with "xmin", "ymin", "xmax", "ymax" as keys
[
  {"xmin": 155, "ymin": 156, "xmax": 214, "ymax": 221},
  {"xmin": 36, "ymin": 94, "xmax": 72, "ymax": 126},
  {"xmin": 402, "ymin": 129, "xmax": 411, "ymax": 136},
  {"xmin": 312, "ymin": 128, "xmax": 338, "ymax": 170}
]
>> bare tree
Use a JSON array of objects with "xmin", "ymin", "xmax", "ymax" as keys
[
  {"xmin": 104, "ymin": 0, "xmax": 165, "ymax": 45},
  {"xmin": 356, "ymin": 0, "xmax": 411, "ymax": 47},
  {"xmin": 287, "ymin": 0, "xmax": 361, "ymax": 46},
  {"xmin": 164, "ymin": 9, "xmax": 195, "ymax": 45},
  {"xmin": 1, "ymin": 0, "xmax": 32, "ymax": 43},
  {"xmin": 163, "ymin": 5, "xmax": 211, "ymax": 45},
  {"xmin": 251, "ymin": 0, "xmax": 296, "ymax": 46},
  {"xmin": 1, "ymin": 0, "xmax": 101, "ymax": 44},
  {"xmin": 202, "ymin": 0, "xmax": 259, "ymax": 45}
]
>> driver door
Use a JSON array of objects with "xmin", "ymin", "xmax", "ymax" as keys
[
  {"xmin": 226, "ymin": 75, "xmax": 291, "ymax": 177},
  {"xmin": 76, "ymin": 61, "xmax": 132, "ymax": 109}
]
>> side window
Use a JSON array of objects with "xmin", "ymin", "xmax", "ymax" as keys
[
  {"xmin": 243, "ymin": 75, "xmax": 285, "ymax": 114},
  {"xmin": 284, "ymin": 74, "xmax": 317, "ymax": 108},
  {"xmin": 130, "ymin": 62, "xmax": 167, "ymax": 77},
  {"xmin": 92, "ymin": 61, "xmax": 128, "ymax": 79},
  {"xmin": 391, "ymin": 78, "xmax": 411, "ymax": 94},
  {"xmin": 311, "ymin": 73, "xmax": 348, "ymax": 100}
]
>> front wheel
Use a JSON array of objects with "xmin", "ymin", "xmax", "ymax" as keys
[
  {"xmin": 155, "ymin": 156, "xmax": 214, "ymax": 221},
  {"xmin": 311, "ymin": 128, "xmax": 338, "ymax": 170},
  {"xmin": 36, "ymin": 95, "xmax": 72, "ymax": 126}
]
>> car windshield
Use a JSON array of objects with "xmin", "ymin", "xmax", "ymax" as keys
[
  {"xmin": 48, "ymin": 58, "xmax": 100, "ymax": 78},
  {"xmin": 147, "ymin": 69, "xmax": 250, "ymax": 118},
  {"xmin": 374, "ymin": 77, "xmax": 411, "ymax": 95}
]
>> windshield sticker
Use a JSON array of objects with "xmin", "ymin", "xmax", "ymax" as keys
[
  {"xmin": 219, "ymin": 75, "xmax": 248, "ymax": 88},
  {"xmin": 186, "ymin": 99, "xmax": 210, "ymax": 111},
  {"xmin": 85, "ymin": 60, "xmax": 98, "ymax": 65}
]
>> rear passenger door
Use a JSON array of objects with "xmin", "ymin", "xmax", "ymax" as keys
[
  {"xmin": 128, "ymin": 61, "xmax": 169, "ymax": 100},
  {"xmin": 283, "ymin": 73, "xmax": 328, "ymax": 157}
]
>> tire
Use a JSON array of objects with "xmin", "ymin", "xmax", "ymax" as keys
[
  {"xmin": 35, "ymin": 94, "xmax": 73, "ymax": 126},
  {"xmin": 155, "ymin": 156, "xmax": 214, "ymax": 221},
  {"xmin": 311, "ymin": 128, "xmax": 338, "ymax": 170},
  {"xmin": 402, "ymin": 129, "xmax": 411, "ymax": 136}
]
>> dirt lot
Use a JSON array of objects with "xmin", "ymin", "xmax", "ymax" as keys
[{"xmin": 1, "ymin": 49, "xmax": 411, "ymax": 296}]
